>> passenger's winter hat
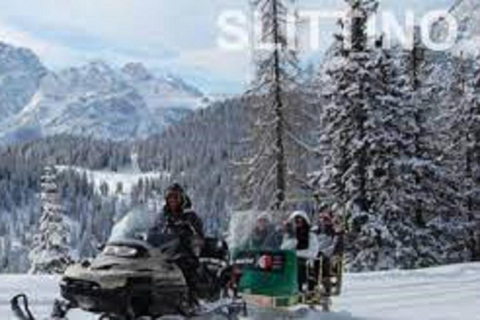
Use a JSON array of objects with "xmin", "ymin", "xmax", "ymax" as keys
[
  {"xmin": 256, "ymin": 212, "xmax": 271, "ymax": 223},
  {"xmin": 288, "ymin": 210, "xmax": 311, "ymax": 226},
  {"xmin": 320, "ymin": 212, "xmax": 333, "ymax": 224}
]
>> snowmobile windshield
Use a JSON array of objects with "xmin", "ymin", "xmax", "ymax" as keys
[
  {"xmin": 108, "ymin": 205, "xmax": 163, "ymax": 245},
  {"xmin": 228, "ymin": 211, "xmax": 293, "ymax": 251}
]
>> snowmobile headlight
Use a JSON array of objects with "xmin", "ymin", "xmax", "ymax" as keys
[{"xmin": 104, "ymin": 245, "xmax": 138, "ymax": 258}]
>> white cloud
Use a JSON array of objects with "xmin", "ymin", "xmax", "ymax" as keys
[
  {"xmin": 175, "ymin": 48, "xmax": 252, "ymax": 82},
  {"xmin": 0, "ymin": 0, "xmax": 246, "ymax": 53},
  {"xmin": 0, "ymin": 21, "xmax": 50, "ymax": 56},
  {"xmin": 0, "ymin": 0, "xmax": 455, "ymax": 94},
  {"xmin": 0, "ymin": 21, "xmax": 89, "ymax": 67}
]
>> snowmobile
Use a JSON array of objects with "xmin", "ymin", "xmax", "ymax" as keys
[
  {"xmin": 228, "ymin": 211, "xmax": 344, "ymax": 314},
  {"xmin": 11, "ymin": 206, "xmax": 246, "ymax": 320}
]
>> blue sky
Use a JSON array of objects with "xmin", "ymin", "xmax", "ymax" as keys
[{"xmin": 0, "ymin": 0, "xmax": 453, "ymax": 95}]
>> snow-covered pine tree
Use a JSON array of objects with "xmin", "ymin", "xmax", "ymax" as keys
[
  {"xmin": 316, "ymin": 2, "xmax": 377, "ymax": 215},
  {"xmin": 441, "ymin": 55, "xmax": 480, "ymax": 262},
  {"xmin": 315, "ymin": 0, "xmax": 389, "ymax": 271},
  {"xmin": 449, "ymin": 56, "xmax": 480, "ymax": 217},
  {"xmin": 238, "ymin": 0, "xmax": 307, "ymax": 211},
  {"xmin": 407, "ymin": 36, "xmax": 429, "ymax": 228},
  {"xmin": 315, "ymin": 0, "xmax": 448, "ymax": 270},
  {"xmin": 29, "ymin": 165, "xmax": 73, "ymax": 274},
  {"xmin": 398, "ymin": 37, "xmax": 470, "ymax": 267},
  {"xmin": 360, "ymin": 40, "xmax": 461, "ymax": 270},
  {"xmin": 351, "ymin": 44, "xmax": 416, "ymax": 270}
]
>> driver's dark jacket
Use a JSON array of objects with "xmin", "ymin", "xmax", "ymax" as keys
[
  {"xmin": 150, "ymin": 208, "xmax": 204, "ymax": 296},
  {"xmin": 152, "ymin": 208, "xmax": 204, "ymax": 239},
  {"xmin": 150, "ymin": 208, "xmax": 204, "ymax": 256}
]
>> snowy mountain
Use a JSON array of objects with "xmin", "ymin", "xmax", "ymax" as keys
[
  {"xmin": 431, "ymin": 0, "xmax": 480, "ymax": 56},
  {"xmin": 450, "ymin": 0, "xmax": 480, "ymax": 55},
  {"xmin": 0, "ymin": 43, "xmax": 46, "ymax": 122},
  {"xmin": 0, "ymin": 43, "xmax": 205, "ymax": 144}
]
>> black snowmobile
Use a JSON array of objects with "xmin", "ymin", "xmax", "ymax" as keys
[{"xmin": 11, "ymin": 206, "xmax": 246, "ymax": 320}]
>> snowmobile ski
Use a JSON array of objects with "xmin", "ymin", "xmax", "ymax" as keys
[
  {"xmin": 10, "ymin": 294, "xmax": 35, "ymax": 320},
  {"xmin": 11, "ymin": 294, "xmax": 75, "ymax": 320},
  {"xmin": 188, "ymin": 298, "xmax": 248, "ymax": 319}
]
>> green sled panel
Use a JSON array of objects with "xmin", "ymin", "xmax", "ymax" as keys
[{"xmin": 235, "ymin": 250, "xmax": 299, "ymax": 297}]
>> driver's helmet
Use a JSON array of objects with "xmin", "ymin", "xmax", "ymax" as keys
[{"xmin": 164, "ymin": 183, "xmax": 192, "ymax": 210}]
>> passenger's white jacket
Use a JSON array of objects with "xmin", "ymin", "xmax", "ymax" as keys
[
  {"xmin": 281, "ymin": 211, "xmax": 319, "ymax": 260},
  {"xmin": 317, "ymin": 233, "xmax": 335, "ymax": 257}
]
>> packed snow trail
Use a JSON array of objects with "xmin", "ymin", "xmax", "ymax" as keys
[
  {"xmin": 338, "ymin": 262, "xmax": 480, "ymax": 320},
  {"xmin": 1, "ymin": 263, "xmax": 480, "ymax": 319}
]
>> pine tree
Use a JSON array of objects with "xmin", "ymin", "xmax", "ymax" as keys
[
  {"xmin": 314, "ymin": 0, "xmax": 451, "ymax": 270},
  {"xmin": 316, "ymin": 0, "xmax": 378, "ymax": 218},
  {"xmin": 238, "ymin": 0, "xmax": 305, "ymax": 211},
  {"xmin": 315, "ymin": 0, "xmax": 383, "ymax": 270},
  {"xmin": 399, "ymin": 35, "xmax": 472, "ymax": 267},
  {"xmin": 29, "ymin": 165, "xmax": 73, "ymax": 274},
  {"xmin": 441, "ymin": 55, "xmax": 480, "ymax": 261},
  {"xmin": 450, "ymin": 57, "xmax": 480, "ymax": 217}
]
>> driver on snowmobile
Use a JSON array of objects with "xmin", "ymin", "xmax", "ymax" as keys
[
  {"xmin": 152, "ymin": 183, "xmax": 204, "ymax": 249},
  {"xmin": 149, "ymin": 183, "xmax": 205, "ymax": 303}
]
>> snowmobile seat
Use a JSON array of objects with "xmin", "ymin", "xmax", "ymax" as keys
[
  {"xmin": 199, "ymin": 238, "xmax": 229, "ymax": 272},
  {"xmin": 201, "ymin": 237, "xmax": 229, "ymax": 260}
]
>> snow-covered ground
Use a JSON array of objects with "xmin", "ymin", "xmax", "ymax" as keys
[
  {"xmin": 56, "ymin": 165, "xmax": 170, "ymax": 196},
  {"xmin": 1, "ymin": 263, "xmax": 479, "ymax": 320}
]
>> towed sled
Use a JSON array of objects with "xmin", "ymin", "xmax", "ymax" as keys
[
  {"xmin": 228, "ymin": 211, "xmax": 344, "ymax": 314},
  {"xmin": 11, "ymin": 206, "xmax": 246, "ymax": 320},
  {"xmin": 233, "ymin": 248, "xmax": 343, "ymax": 312}
]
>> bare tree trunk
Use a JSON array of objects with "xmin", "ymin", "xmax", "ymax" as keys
[
  {"xmin": 272, "ymin": 0, "xmax": 286, "ymax": 210},
  {"xmin": 411, "ymin": 43, "xmax": 426, "ymax": 228}
]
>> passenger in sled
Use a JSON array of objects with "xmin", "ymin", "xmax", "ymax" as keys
[
  {"xmin": 249, "ymin": 213, "xmax": 282, "ymax": 250},
  {"xmin": 313, "ymin": 209, "xmax": 345, "ymax": 296},
  {"xmin": 230, "ymin": 211, "xmax": 300, "ymax": 306},
  {"xmin": 281, "ymin": 211, "xmax": 319, "ymax": 292}
]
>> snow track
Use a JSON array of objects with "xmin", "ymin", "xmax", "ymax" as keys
[
  {"xmin": 1, "ymin": 263, "xmax": 479, "ymax": 319},
  {"xmin": 336, "ymin": 263, "xmax": 480, "ymax": 320}
]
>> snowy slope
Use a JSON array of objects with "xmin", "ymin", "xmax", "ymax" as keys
[
  {"xmin": 1, "ymin": 263, "xmax": 479, "ymax": 319},
  {"xmin": 56, "ymin": 165, "xmax": 170, "ymax": 196}
]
